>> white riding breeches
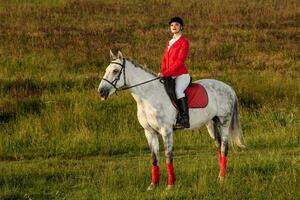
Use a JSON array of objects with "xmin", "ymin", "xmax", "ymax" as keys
[{"xmin": 175, "ymin": 74, "xmax": 190, "ymax": 99}]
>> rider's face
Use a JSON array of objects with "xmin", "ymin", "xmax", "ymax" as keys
[{"xmin": 170, "ymin": 22, "xmax": 181, "ymax": 34}]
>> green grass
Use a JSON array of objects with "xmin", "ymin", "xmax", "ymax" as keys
[
  {"xmin": 0, "ymin": 0, "xmax": 299, "ymax": 199},
  {"xmin": 0, "ymin": 149, "xmax": 299, "ymax": 199}
]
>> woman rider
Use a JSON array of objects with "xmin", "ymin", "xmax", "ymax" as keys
[{"xmin": 159, "ymin": 16, "xmax": 191, "ymax": 128}]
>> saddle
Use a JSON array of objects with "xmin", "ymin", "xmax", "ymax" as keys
[{"xmin": 161, "ymin": 77, "xmax": 208, "ymax": 109}]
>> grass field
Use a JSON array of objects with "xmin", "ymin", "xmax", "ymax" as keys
[{"xmin": 0, "ymin": 0, "xmax": 299, "ymax": 199}]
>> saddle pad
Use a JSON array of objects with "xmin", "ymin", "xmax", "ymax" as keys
[{"xmin": 185, "ymin": 83, "xmax": 208, "ymax": 108}]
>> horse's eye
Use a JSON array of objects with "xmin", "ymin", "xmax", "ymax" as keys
[{"xmin": 113, "ymin": 69, "xmax": 119, "ymax": 74}]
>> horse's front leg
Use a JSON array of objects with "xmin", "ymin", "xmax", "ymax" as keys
[
  {"xmin": 161, "ymin": 129, "xmax": 175, "ymax": 189},
  {"xmin": 144, "ymin": 129, "xmax": 160, "ymax": 191}
]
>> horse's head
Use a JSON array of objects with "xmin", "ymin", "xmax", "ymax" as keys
[{"xmin": 98, "ymin": 50, "xmax": 126, "ymax": 100}]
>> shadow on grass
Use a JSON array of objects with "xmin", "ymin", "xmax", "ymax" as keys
[{"xmin": 0, "ymin": 98, "xmax": 45, "ymax": 124}]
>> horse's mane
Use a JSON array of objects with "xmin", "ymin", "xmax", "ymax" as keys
[{"xmin": 126, "ymin": 58, "xmax": 158, "ymax": 77}]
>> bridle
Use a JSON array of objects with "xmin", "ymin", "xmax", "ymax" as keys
[
  {"xmin": 101, "ymin": 58, "xmax": 160, "ymax": 93},
  {"xmin": 101, "ymin": 58, "xmax": 127, "ymax": 91}
]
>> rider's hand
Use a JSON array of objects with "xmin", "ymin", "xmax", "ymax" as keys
[{"xmin": 157, "ymin": 73, "xmax": 163, "ymax": 77}]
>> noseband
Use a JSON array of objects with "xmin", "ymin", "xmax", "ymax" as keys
[{"xmin": 101, "ymin": 58, "xmax": 160, "ymax": 93}]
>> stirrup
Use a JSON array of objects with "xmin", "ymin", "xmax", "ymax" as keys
[
  {"xmin": 173, "ymin": 118, "xmax": 187, "ymax": 129},
  {"xmin": 173, "ymin": 123, "xmax": 185, "ymax": 130},
  {"xmin": 177, "ymin": 121, "xmax": 189, "ymax": 129}
]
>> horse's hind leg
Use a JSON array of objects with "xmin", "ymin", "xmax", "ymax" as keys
[
  {"xmin": 207, "ymin": 119, "xmax": 223, "ymax": 174},
  {"xmin": 208, "ymin": 117, "xmax": 230, "ymax": 180},
  {"xmin": 144, "ymin": 129, "xmax": 160, "ymax": 190},
  {"xmin": 218, "ymin": 123, "xmax": 230, "ymax": 180}
]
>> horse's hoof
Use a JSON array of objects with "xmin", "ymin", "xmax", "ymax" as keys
[
  {"xmin": 147, "ymin": 183, "xmax": 158, "ymax": 191},
  {"xmin": 218, "ymin": 175, "xmax": 225, "ymax": 184},
  {"xmin": 166, "ymin": 184, "xmax": 173, "ymax": 190}
]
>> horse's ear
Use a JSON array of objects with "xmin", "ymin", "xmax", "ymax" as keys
[
  {"xmin": 117, "ymin": 51, "xmax": 123, "ymax": 60},
  {"xmin": 110, "ymin": 50, "xmax": 117, "ymax": 60}
]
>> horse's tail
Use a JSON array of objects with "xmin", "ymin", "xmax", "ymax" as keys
[{"xmin": 229, "ymin": 98, "xmax": 246, "ymax": 148}]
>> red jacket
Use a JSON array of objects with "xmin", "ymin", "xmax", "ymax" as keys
[{"xmin": 160, "ymin": 35, "xmax": 189, "ymax": 77}]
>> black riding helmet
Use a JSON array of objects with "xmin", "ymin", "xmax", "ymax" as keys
[{"xmin": 169, "ymin": 17, "xmax": 184, "ymax": 26}]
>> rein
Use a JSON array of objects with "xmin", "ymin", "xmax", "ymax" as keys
[{"xmin": 101, "ymin": 58, "xmax": 160, "ymax": 93}]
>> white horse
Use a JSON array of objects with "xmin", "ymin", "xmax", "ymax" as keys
[{"xmin": 98, "ymin": 50, "xmax": 245, "ymax": 190}]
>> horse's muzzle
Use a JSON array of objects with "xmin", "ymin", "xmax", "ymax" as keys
[{"xmin": 99, "ymin": 87, "xmax": 109, "ymax": 101}]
